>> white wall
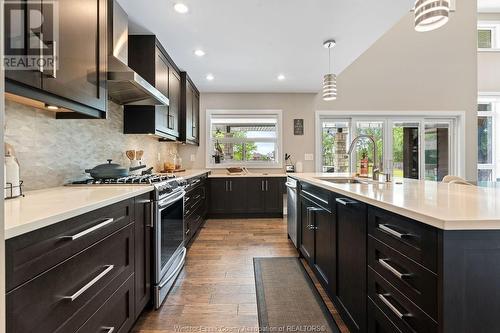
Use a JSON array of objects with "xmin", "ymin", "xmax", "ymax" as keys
[
  {"xmin": 478, "ymin": 12, "xmax": 500, "ymax": 92},
  {"xmin": 180, "ymin": 0, "xmax": 478, "ymax": 180}
]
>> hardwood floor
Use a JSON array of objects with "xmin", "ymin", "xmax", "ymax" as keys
[{"xmin": 132, "ymin": 218, "xmax": 349, "ymax": 333}]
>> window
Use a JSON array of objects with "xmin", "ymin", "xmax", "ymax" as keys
[
  {"xmin": 206, "ymin": 110, "xmax": 282, "ymax": 168},
  {"xmin": 477, "ymin": 97, "xmax": 498, "ymax": 184},
  {"xmin": 316, "ymin": 113, "xmax": 462, "ymax": 181},
  {"xmin": 478, "ymin": 23, "xmax": 500, "ymax": 49}
]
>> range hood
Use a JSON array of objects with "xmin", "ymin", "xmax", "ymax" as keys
[{"xmin": 107, "ymin": 0, "xmax": 169, "ymax": 106}]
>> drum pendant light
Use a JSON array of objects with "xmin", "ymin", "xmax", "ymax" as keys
[
  {"xmin": 414, "ymin": 0, "xmax": 450, "ymax": 32},
  {"xmin": 322, "ymin": 40, "xmax": 337, "ymax": 101}
]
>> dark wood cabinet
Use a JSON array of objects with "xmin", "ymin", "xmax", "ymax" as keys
[
  {"xmin": 76, "ymin": 276, "xmax": 135, "ymax": 333},
  {"xmin": 209, "ymin": 177, "xmax": 284, "ymax": 218},
  {"xmin": 184, "ymin": 174, "xmax": 209, "ymax": 245},
  {"xmin": 209, "ymin": 178, "xmax": 247, "ymax": 214},
  {"xmin": 226, "ymin": 178, "xmax": 247, "ymax": 213},
  {"xmin": 124, "ymin": 35, "xmax": 180, "ymax": 140},
  {"xmin": 247, "ymin": 178, "xmax": 283, "ymax": 214},
  {"xmin": 134, "ymin": 194, "xmax": 152, "ymax": 319},
  {"xmin": 4, "ymin": 0, "xmax": 107, "ymax": 118},
  {"xmin": 7, "ymin": 224, "xmax": 135, "ymax": 333},
  {"xmin": 180, "ymin": 72, "xmax": 200, "ymax": 145},
  {"xmin": 299, "ymin": 185, "xmax": 335, "ymax": 291},
  {"xmin": 6, "ymin": 193, "xmax": 154, "ymax": 333},
  {"xmin": 299, "ymin": 196, "xmax": 315, "ymax": 264},
  {"xmin": 335, "ymin": 196, "xmax": 367, "ymax": 333}
]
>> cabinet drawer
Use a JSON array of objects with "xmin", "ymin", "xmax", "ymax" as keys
[
  {"xmin": 6, "ymin": 199, "xmax": 133, "ymax": 290},
  {"xmin": 186, "ymin": 205, "xmax": 204, "ymax": 243},
  {"xmin": 368, "ymin": 236, "xmax": 437, "ymax": 319},
  {"xmin": 300, "ymin": 182, "xmax": 332, "ymax": 211},
  {"xmin": 76, "ymin": 275, "xmax": 135, "ymax": 333},
  {"xmin": 7, "ymin": 224, "xmax": 134, "ymax": 333},
  {"xmin": 185, "ymin": 185, "xmax": 204, "ymax": 216},
  {"xmin": 368, "ymin": 268, "xmax": 437, "ymax": 333},
  {"xmin": 368, "ymin": 298, "xmax": 403, "ymax": 333},
  {"xmin": 368, "ymin": 207, "xmax": 437, "ymax": 272}
]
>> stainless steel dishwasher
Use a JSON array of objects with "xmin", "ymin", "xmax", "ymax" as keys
[{"xmin": 285, "ymin": 177, "xmax": 298, "ymax": 248}]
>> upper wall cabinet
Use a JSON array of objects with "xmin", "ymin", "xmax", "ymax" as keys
[
  {"xmin": 180, "ymin": 72, "xmax": 200, "ymax": 145},
  {"xmin": 4, "ymin": 0, "xmax": 107, "ymax": 118},
  {"xmin": 123, "ymin": 35, "xmax": 180, "ymax": 140}
]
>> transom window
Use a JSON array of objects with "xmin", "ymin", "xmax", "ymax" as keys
[
  {"xmin": 478, "ymin": 22, "xmax": 500, "ymax": 50},
  {"xmin": 206, "ymin": 110, "xmax": 283, "ymax": 168}
]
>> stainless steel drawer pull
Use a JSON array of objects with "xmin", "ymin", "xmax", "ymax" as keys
[
  {"xmin": 379, "ymin": 259, "xmax": 409, "ymax": 279},
  {"xmin": 102, "ymin": 327, "xmax": 115, "ymax": 333},
  {"xmin": 302, "ymin": 190, "xmax": 329, "ymax": 205},
  {"xmin": 64, "ymin": 265, "xmax": 114, "ymax": 301},
  {"xmin": 336, "ymin": 198, "xmax": 358, "ymax": 206},
  {"xmin": 62, "ymin": 218, "xmax": 115, "ymax": 241},
  {"xmin": 378, "ymin": 293, "xmax": 408, "ymax": 319},
  {"xmin": 378, "ymin": 224, "xmax": 410, "ymax": 239}
]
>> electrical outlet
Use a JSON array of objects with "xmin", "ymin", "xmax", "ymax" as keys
[
  {"xmin": 304, "ymin": 153, "xmax": 314, "ymax": 161},
  {"xmin": 190, "ymin": 154, "xmax": 196, "ymax": 162},
  {"xmin": 157, "ymin": 152, "xmax": 161, "ymax": 162}
]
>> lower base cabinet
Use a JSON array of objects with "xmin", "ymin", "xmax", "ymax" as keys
[
  {"xmin": 76, "ymin": 275, "xmax": 135, "ymax": 333},
  {"xmin": 6, "ymin": 194, "xmax": 153, "ymax": 333},
  {"xmin": 335, "ymin": 196, "xmax": 367, "ymax": 333},
  {"xmin": 297, "ymin": 179, "xmax": 500, "ymax": 333},
  {"xmin": 209, "ymin": 177, "xmax": 285, "ymax": 218}
]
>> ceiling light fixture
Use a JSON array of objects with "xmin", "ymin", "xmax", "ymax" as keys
[
  {"xmin": 194, "ymin": 49, "xmax": 205, "ymax": 57},
  {"xmin": 277, "ymin": 74, "xmax": 285, "ymax": 81},
  {"xmin": 174, "ymin": 3, "xmax": 189, "ymax": 14},
  {"xmin": 322, "ymin": 39, "xmax": 337, "ymax": 101},
  {"xmin": 45, "ymin": 103, "xmax": 59, "ymax": 110},
  {"xmin": 206, "ymin": 74, "xmax": 214, "ymax": 81},
  {"xmin": 414, "ymin": 0, "xmax": 450, "ymax": 32}
]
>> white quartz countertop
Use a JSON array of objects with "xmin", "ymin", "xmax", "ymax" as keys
[
  {"xmin": 4, "ymin": 185, "xmax": 154, "ymax": 239},
  {"xmin": 171, "ymin": 169, "xmax": 211, "ymax": 179},
  {"xmin": 289, "ymin": 173, "xmax": 500, "ymax": 230},
  {"xmin": 208, "ymin": 172, "xmax": 287, "ymax": 178}
]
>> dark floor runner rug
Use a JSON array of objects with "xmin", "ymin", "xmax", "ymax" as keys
[{"xmin": 253, "ymin": 257, "xmax": 340, "ymax": 333}]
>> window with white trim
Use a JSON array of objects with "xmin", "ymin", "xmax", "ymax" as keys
[
  {"xmin": 478, "ymin": 22, "xmax": 500, "ymax": 49},
  {"xmin": 477, "ymin": 97, "xmax": 498, "ymax": 183},
  {"xmin": 206, "ymin": 110, "xmax": 282, "ymax": 168}
]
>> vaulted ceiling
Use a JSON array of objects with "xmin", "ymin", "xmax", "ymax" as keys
[{"xmin": 118, "ymin": 0, "xmax": 415, "ymax": 93}]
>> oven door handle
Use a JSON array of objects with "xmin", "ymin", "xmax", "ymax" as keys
[
  {"xmin": 158, "ymin": 191, "xmax": 186, "ymax": 210},
  {"xmin": 159, "ymin": 247, "xmax": 187, "ymax": 288}
]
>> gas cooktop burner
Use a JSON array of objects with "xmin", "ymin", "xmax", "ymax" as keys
[{"xmin": 71, "ymin": 173, "xmax": 176, "ymax": 185}]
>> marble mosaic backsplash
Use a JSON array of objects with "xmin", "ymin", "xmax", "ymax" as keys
[{"xmin": 5, "ymin": 100, "xmax": 177, "ymax": 191}]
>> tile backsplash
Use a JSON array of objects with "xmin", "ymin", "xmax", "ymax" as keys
[{"xmin": 5, "ymin": 100, "xmax": 177, "ymax": 191}]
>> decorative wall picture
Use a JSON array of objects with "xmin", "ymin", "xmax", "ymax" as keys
[{"xmin": 294, "ymin": 119, "xmax": 304, "ymax": 135}]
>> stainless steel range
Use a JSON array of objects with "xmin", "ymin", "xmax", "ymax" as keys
[{"xmin": 70, "ymin": 173, "xmax": 187, "ymax": 308}]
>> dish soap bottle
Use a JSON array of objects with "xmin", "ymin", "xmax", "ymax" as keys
[{"xmin": 360, "ymin": 150, "xmax": 369, "ymax": 177}]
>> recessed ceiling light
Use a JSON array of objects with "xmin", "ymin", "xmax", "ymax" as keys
[
  {"xmin": 174, "ymin": 3, "xmax": 189, "ymax": 14},
  {"xmin": 277, "ymin": 74, "xmax": 286, "ymax": 81},
  {"xmin": 45, "ymin": 103, "xmax": 59, "ymax": 110},
  {"xmin": 206, "ymin": 74, "xmax": 215, "ymax": 81},
  {"xmin": 194, "ymin": 49, "xmax": 205, "ymax": 57}
]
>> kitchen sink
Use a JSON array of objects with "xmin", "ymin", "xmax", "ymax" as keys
[{"xmin": 318, "ymin": 178, "xmax": 377, "ymax": 185}]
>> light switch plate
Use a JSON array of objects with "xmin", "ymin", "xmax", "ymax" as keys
[
  {"xmin": 304, "ymin": 153, "xmax": 314, "ymax": 161},
  {"xmin": 190, "ymin": 154, "xmax": 196, "ymax": 162}
]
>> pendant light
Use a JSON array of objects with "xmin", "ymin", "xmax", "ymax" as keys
[
  {"xmin": 323, "ymin": 39, "xmax": 337, "ymax": 101},
  {"xmin": 414, "ymin": 0, "xmax": 450, "ymax": 32}
]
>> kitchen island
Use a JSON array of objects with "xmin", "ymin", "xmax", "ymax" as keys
[{"xmin": 289, "ymin": 173, "xmax": 500, "ymax": 333}]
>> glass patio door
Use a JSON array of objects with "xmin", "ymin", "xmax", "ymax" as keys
[
  {"xmin": 390, "ymin": 121, "xmax": 421, "ymax": 179},
  {"xmin": 423, "ymin": 121, "xmax": 452, "ymax": 181},
  {"xmin": 318, "ymin": 116, "xmax": 458, "ymax": 181}
]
